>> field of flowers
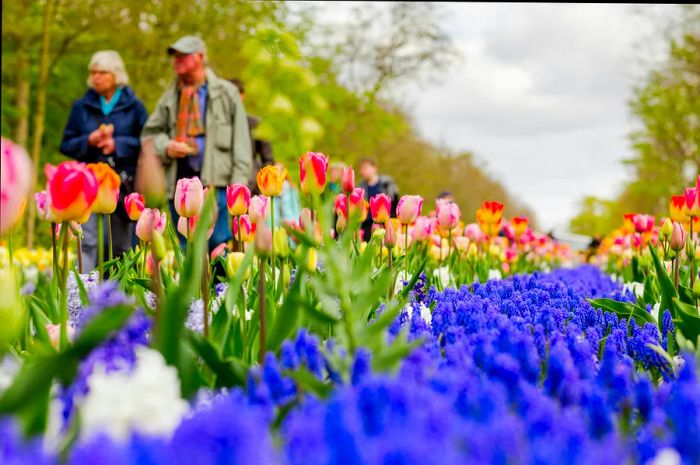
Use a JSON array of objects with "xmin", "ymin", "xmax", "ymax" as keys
[{"xmin": 1, "ymin": 137, "xmax": 700, "ymax": 465}]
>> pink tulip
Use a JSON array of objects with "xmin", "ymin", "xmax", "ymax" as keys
[
  {"xmin": 178, "ymin": 215, "xmax": 213, "ymax": 240},
  {"xmin": 46, "ymin": 323, "xmax": 74, "ymax": 348},
  {"xmin": 299, "ymin": 208, "xmax": 313, "ymax": 232},
  {"xmin": 210, "ymin": 242, "xmax": 228, "ymax": 260},
  {"xmin": 226, "ymin": 183, "xmax": 251, "ymax": 216},
  {"xmin": 0, "ymin": 138, "xmax": 33, "ymax": 234},
  {"xmin": 249, "ymin": 195, "xmax": 270, "ymax": 224},
  {"xmin": 341, "ymin": 166, "xmax": 355, "ymax": 195},
  {"xmin": 34, "ymin": 191, "xmax": 57, "ymax": 223},
  {"xmin": 411, "ymin": 216, "xmax": 434, "ymax": 242},
  {"xmin": 369, "ymin": 193, "xmax": 392, "ymax": 224},
  {"xmin": 685, "ymin": 176, "xmax": 700, "ymax": 217},
  {"xmin": 174, "ymin": 177, "xmax": 204, "ymax": 218},
  {"xmin": 464, "ymin": 223, "xmax": 484, "ymax": 243},
  {"xmin": 396, "ymin": 195, "xmax": 423, "ymax": 225},
  {"xmin": 436, "ymin": 201, "xmax": 461, "ymax": 232},
  {"xmin": 135, "ymin": 208, "xmax": 166, "ymax": 242},
  {"xmin": 384, "ymin": 219, "xmax": 397, "ymax": 249},
  {"xmin": 670, "ymin": 221, "xmax": 686, "ymax": 251},
  {"xmin": 124, "ymin": 192, "xmax": 145, "ymax": 221},
  {"xmin": 632, "ymin": 214, "xmax": 655, "ymax": 234},
  {"xmin": 254, "ymin": 220, "xmax": 273, "ymax": 256}
]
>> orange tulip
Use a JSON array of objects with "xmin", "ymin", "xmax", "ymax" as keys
[
  {"xmin": 669, "ymin": 195, "xmax": 688, "ymax": 224},
  {"xmin": 47, "ymin": 161, "xmax": 99, "ymax": 223},
  {"xmin": 476, "ymin": 201, "xmax": 504, "ymax": 225},
  {"xmin": 511, "ymin": 217, "xmax": 529, "ymax": 238},
  {"xmin": 87, "ymin": 163, "xmax": 121, "ymax": 214},
  {"xmin": 257, "ymin": 165, "xmax": 287, "ymax": 197}
]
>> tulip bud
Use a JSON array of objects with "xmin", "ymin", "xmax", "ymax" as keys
[
  {"xmin": 255, "ymin": 222, "xmax": 273, "ymax": 256},
  {"xmin": 144, "ymin": 253, "xmax": 155, "ymax": 276},
  {"xmin": 693, "ymin": 277, "xmax": 700, "ymax": 298},
  {"xmin": 372, "ymin": 227, "xmax": 386, "ymax": 241},
  {"xmin": 468, "ymin": 242, "xmax": 478, "ymax": 259},
  {"xmin": 297, "ymin": 246, "xmax": 318, "ymax": 273},
  {"xmin": 152, "ymin": 230, "xmax": 166, "ymax": 261},
  {"xmin": 226, "ymin": 252, "xmax": 249, "ymax": 280},
  {"xmin": 273, "ymin": 228, "xmax": 290, "ymax": 258},
  {"xmin": 341, "ymin": 166, "xmax": 355, "ymax": 195},
  {"xmin": 660, "ymin": 218, "xmax": 673, "ymax": 239},
  {"xmin": 336, "ymin": 214, "xmax": 347, "ymax": 234},
  {"xmin": 299, "ymin": 208, "xmax": 313, "ymax": 232},
  {"xmin": 384, "ymin": 221, "xmax": 397, "ymax": 249},
  {"xmin": 669, "ymin": 222, "xmax": 686, "ymax": 252}
]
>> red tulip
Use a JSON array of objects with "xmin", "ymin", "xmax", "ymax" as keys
[
  {"xmin": 334, "ymin": 194, "xmax": 348, "ymax": 219},
  {"xmin": 670, "ymin": 195, "xmax": 689, "ymax": 224},
  {"xmin": 396, "ymin": 195, "xmax": 424, "ymax": 225},
  {"xmin": 349, "ymin": 188, "xmax": 368, "ymax": 222},
  {"xmin": 341, "ymin": 166, "xmax": 355, "ymax": 195},
  {"xmin": 369, "ymin": 193, "xmax": 392, "ymax": 224},
  {"xmin": 124, "ymin": 193, "xmax": 145, "ymax": 221},
  {"xmin": 1, "ymin": 138, "xmax": 33, "ymax": 234},
  {"xmin": 47, "ymin": 161, "xmax": 98, "ymax": 223},
  {"xmin": 299, "ymin": 152, "xmax": 329, "ymax": 195},
  {"xmin": 174, "ymin": 177, "xmax": 204, "ymax": 218},
  {"xmin": 685, "ymin": 176, "xmax": 700, "ymax": 217},
  {"xmin": 226, "ymin": 183, "xmax": 251, "ymax": 216},
  {"xmin": 511, "ymin": 217, "xmax": 529, "ymax": 238}
]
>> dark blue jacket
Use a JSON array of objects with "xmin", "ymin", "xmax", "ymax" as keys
[{"xmin": 60, "ymin": 86, "xmax": 148, "ymax": 177}]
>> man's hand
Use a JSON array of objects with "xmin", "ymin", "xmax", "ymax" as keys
[
  {"xmin": 98, "ymin": 137, "xmax": 116, "ymax": 155},
  {"xmin": 166, "ymin": 140, "xmax": 193, "ymax": 158}
]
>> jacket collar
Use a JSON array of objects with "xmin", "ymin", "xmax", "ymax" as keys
[{"xmin": 83, "ymin": 86, "xmax": 135, "ymax": 112}]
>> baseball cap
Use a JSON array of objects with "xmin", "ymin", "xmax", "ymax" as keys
[{"xmin": 167, "ymin": 36, "xmax": 207, "ymax": 55}]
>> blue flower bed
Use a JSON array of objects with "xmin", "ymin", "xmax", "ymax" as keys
[{"xmin": 3, "ymin": 266, "xmax": 699, "ymax": 464}]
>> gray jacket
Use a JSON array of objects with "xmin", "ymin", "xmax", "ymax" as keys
[{"xmin": 141, "ymin": 68, "xmax": 253, "ymax": 198}]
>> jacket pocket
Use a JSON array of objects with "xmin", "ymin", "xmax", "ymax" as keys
[{"xmin": 215, "ymin": 122, "xmax": 232, "ymax": 149}]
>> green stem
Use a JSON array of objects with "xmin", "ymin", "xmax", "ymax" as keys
[
  {"xmin": 258, "ymin": 256, "xmax": 266, "ymax": 365},
  {"xmin": 77, "ymin": 234, "xmax": 83, "ymax": 274},
  {"xmin": 97, "ymin": 214, "xmax": 104, "ymax": 281},
  {"xmin": 202, "ymin": 253, "xmax": 210, "ymax": 338},
  {"xmin": 8, "ymin": 227, "xmax": 13, "ymax": 268},
  {"xmin": 237, "ymin": 215, "xmax": 242, "ymax": 252},
  {"xmin": 689, "ymin": 217, "xmax": 696, "ymax": 290},
  {"xmin": 106, "ymin": 214, "xmax": 113, "ymax": 263},
  {"xmin": 270, "ymin": 196, "xmax": 276, "ymax": 296},
  {"xmin": 404, "ymin": 224, "xmax": 409, "ymax": 279},
  {"xmin": 58, "ymin": 222, "xmax": 69, "ymax": 350},
  {"xmin": 51, "ymin": 223, "xmax": 58, "ymax": 286}
]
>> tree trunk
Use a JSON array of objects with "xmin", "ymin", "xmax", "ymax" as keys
[
  {"xmin": 14, "ymin": 46, "xmax": 30, "ymax": 147},
  {"xmin": 26, "ymin": 0, "xmax": 55, "ymax": 248}
]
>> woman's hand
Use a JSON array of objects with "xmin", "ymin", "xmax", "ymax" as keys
[
  {"xmin": 88, "ymin": 128, "xmax": 105, "ymax": 146},
  {"xmin": 98, "ymin": 137, "xmax": 116, "ymax": 155}
]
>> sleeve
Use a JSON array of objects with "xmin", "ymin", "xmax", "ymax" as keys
[
  {"xmin": 114, "ymin": 101, "xmax": 149, "ymax": 160},
  {"xmin": 59, "ymin": 103, "xmax": 91, "ymax": 161},
  {"xmin": 230, "ymin": 90, "xmax": 253, "ymax": 185},
  {"xmin": 140, "ymin": 93, "xmax": 173, "ymax": 166}
]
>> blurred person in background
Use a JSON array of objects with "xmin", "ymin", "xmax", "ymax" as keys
[
  {"xmin": 358, "ymin": 157, "xmax": 400, "ymax": 241},
  {"xmin": 327, "ymin": 161, "xmax": 346, "ymax": 196},
  {"xmin": 141, "ymin": 36, "xmax": 252, "ymax": 252},
  {"xmin": 60, "ymin": 50, "xmax": 148, "ymax": 271},
  {"xmin": 228, "ymin": 78, "xmax": 274, "ymax": 196},
  {"xmin": 271, "ymin": 161, "xmax": 301, "ymax": 229}
]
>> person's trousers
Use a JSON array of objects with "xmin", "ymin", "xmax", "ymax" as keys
[
  {"xmin": 169, "ymin": 187, "xmax": 232, "ymax": 253},
  {"xmin": 82, "ymin": 212, "xmax": 134, "ymax": 273}
]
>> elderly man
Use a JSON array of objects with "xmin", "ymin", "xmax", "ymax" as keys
[{"xmin": 141, "ymin": 36, "xmax": 252, "ymax": 251}]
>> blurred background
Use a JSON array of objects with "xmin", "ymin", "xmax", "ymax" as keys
[{"xmin": 2, "ymin": 2, "xmax": 698, "ymax": 249}]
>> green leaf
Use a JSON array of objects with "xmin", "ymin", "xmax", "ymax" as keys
[
  {"xmin": 266, "ymin": 268, "xmax": 304, "ymax": 352},
  {"xmin": 68, "ymin": 305, "xmax": 134, "ymax": 357},
  {"xmin": 285, "ymin": 367, "xmax": 332, "ymax": 398},
  {"xmin": 679, "ymin": 284, "xmax": 695, "ymax": 305},
  {"xmin": 587, "ymin": 298, "xmax": 656, "ymax": 327},
  {"xmin": 648, "ymin": 244, "xmax": 678, "ymax": 318},
  {"xmin": 186, "ymin": 331, "xmax": 248, "ymax": 388},
  {"xmin": 372, "ymin": 333, "xmax": 423, "ymax": 372},
  {"xmin": 672, "ymin": 297, "xmax": 700, "ymax": 341}
]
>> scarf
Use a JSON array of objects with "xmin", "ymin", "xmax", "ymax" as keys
[
  {"xmin": 100, "ymin": 86, "xmax": 123, "ymax": 116},
  {"xmin": 176, "ymin": 81, "xmax": 206, "ymax": 153}
]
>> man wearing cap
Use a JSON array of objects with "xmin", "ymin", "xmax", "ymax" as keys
[{"xmin": 141, "ymin": 35, "xmax": 252, "ymax": 251}]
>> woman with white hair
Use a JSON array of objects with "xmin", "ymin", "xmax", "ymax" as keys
[{"xmin": 60, "ymin": 50, "xmax": 148, "ymax": 273}]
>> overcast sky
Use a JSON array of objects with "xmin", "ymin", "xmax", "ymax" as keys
[{"xmin": 293, "ymin": 2, "xmax": 678, "ymax": 231}]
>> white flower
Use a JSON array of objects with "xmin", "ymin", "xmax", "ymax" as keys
[
  {"xmin": 647, "ymin": 448, "xmax": 681, "ymax": 465},
  {"xmin": 405, "ymin": 303, "xmax": 432, "ymax": 325},
  {"xmin": 622, "ymin": 281, "xmax": 645, "ymax": 298},
  {"xmin": 488, "ymin": 269, "xmax": 502, "ymax": 281},
  {"xmin": 433, "ymin": 266, "xmax": 454, "ymax": 289},
  {"xmin": 651, "ymin": 303, "xmax": 661, "ymax": 322},
  {"xmin": 79, "ymin": 347, "xmax": 189, "ymax": 443},
  {"xmin": 394, "ymin": 270, "xmax": 411, "ymax": 295}
]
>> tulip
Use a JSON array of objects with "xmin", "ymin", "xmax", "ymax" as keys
[
  {"xmin": 334, "ymin": 194, "xmax": 348, "ymax": 220},
  {"xmin": 87, "ymin": 162, "xmax": 121, "ymax": 214},
  {"xmin": 135, "ymin": 208, "xmax": 166, "ymax": 242},
  {"xmin": 670, "ymin": 221, "xmax": 686, "ymax": 252},
  {"xmin": 174, "ymin": 177, "xmax": 204, "ymax": 218},
  {"xmin": 660, "ymin": 218, "xmax": 673, "ymax": 239},
  {"xmin": 467, "ymin": 242, "xmax": 478, "ymax": 259},
  {"xmin": 226, "ymin": 252, "xmax": 249, "ymax": 279},
  {"xmin": 341, "ymin": 166, "xmax": 355, "ymax": 195},
  {"xmin": 257, "ymin": 164, "xmax": 287, "ymax": 197},
  {"xmin": 511, "ymin": 217, "xmax": 529, "ymax": 238},
  {"xmin": 273, "ymin": 228, "xmax": 291, "ymax": 258},
  {"xmin": 152, "ymin": 230, "xmax": 167, "ymax": 261},
  {"xmin": 210, "ymin": 242, "xmax": 228, "ymax": 261},
  {"xmin": 46, "ymin": 323, "xmax": 75, "ymax": 349},
  {"xmin": 254, "ymin": 221, "xmax": 273, "ymax": 256},
  {"xmin": 249, "ymin": 195, "xmax": 270, "ymax": 224},
  {"xmin": 299, "ymin": 151, "xmax": 329, "ymax": 195},
  {"xmin": 452, "ymin": 236, "xmax": 470, "ymax": 257},
  {"xmin": 34, "ymin": 191, "xmax": 57, "ymax": 223},
  {"xmin": 464, "ymin": 223, "xmax": 483, "ymax": 243},
  {"xmin": 384, "ymin": 220, "xmax": 397, "ymax": 249},
  {"xmin": 299, "ymin": 208, "xmax": 313, "ymax": 232},
  {"xmin": 226, "ymin": 183, "xmax": 251, "ymax": 216},
  {"xmin": 632, "ymin": 214, "xmax": 654, "ymax": 234},
  {"xmin": 669, "ymin": 195, "xmax": 688, "ymax": 224},
  {"xmin": 436, "ymin": 201, "xmax": 461, "ymax": 232},
  {"xmin": 46, "ymin": 161, "xmax": 98, "ymax": 223},
  {"xmin": 336, "ymin": 214, "xmax": 347, "ymax": 233},
  {"xmin": 1, "ymin": 138, "xmax": 33, "ymax": 235},
  {"xmin": 476, "ymin": 201, "xmax": 504, "ymax": 226},
  {"xmin": 685, "ymin": 176, "xmax": 700, "ymax": 217},
  {"xmin": 369, "ymin": 193, "xmax": 392, "ymax": 224},
  {"xmin": 348, "ymin": 188, "xmax": 368, "ymax": 222},
  {"xmin": 178, "ymin": 215, "xmax": 213, "ymax": 240},
  {"xmin": 124, "ymin": 192, "xmax": 145, "ymax": 221},
  {"xmin": 232, "ymin": 214, "xmax": 255, "ymax": 242},
  {"xmin": 396, "ymin": 195, "xmax": 424, "ymax": 225},
  {"xmin": 411, "ymin": 216, "xmax": 435, "ymax": 242},
  {"xmin": 144, "ymin": 253, "xmax": 156, "ymax": 276}
]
